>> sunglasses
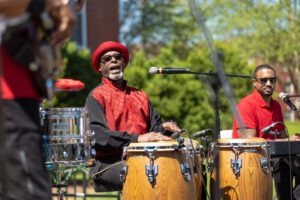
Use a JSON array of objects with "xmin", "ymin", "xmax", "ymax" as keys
[
  {"xmin": 256, "ymin": 77, "xmax": 277, "ymax": 84},
  {"xmin": 101, "ymin": 53, "xmax": 124, "ymax": 63}
]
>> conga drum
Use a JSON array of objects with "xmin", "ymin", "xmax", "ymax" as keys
[
  {"xmin": 184, "ymin": 139, "xmax": 203, "ymax": 200},
  {"xmin": 122, "ymin": 141, "xmax": 196, "ymax": 200},
  {"xmin": 209, "ymin": 138, "xmax": 272, "ymax": 200}
]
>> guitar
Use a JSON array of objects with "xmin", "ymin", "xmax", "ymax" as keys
[{"xmin": 2, "ymin": 13, "xmax": 63, "ymax": 99}]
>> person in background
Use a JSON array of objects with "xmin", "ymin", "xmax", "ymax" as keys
[
  {"xmin": 0, "ymin": 0, "xmax": 79, "ymax": 199},
  {"xmin": 232, "ymin": 64, "xmax": 300, "ymax": 199},
  {"xmin": 86, "ymin": 41, "xmax": 181, "ymax": 192}
]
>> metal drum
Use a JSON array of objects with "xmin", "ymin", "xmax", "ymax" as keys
[
  {"xmin": 40, "ymin": 107, "xmax": 96, "ymax": 169},
  {"xmin": 121, "ymin": 141, "xmax": 196, "ymax": 200},
  {"xmin": 209, "ymin": 138, "xmax": 272, "ymax": 200},
  {"xmin": 184, "ymin": 139, "xmax": 203, "ymax": 200}
]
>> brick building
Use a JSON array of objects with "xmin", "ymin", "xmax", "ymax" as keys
[{"xmin": 70, "ymin": 0, "xmax": 119, "ymax": 52}]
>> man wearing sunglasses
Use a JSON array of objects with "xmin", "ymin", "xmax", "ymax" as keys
[
  {"xmin": 86, "ymin": 41, "xmax": 180, "ymax": 192},
  {"xmin": 232, "ymin": 64, "xmax": 300, "ymax": 199}
]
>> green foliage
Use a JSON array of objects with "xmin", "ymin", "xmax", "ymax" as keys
[
  {"xmin": 120, "ymin": 0, "xmax": 198, "ymax": 53},
  {"xmin": 53, "ymin": 42, "xmax": 100, "ymax": 107},
  {"xmin": 200, "ymin": 0, "xmax": 300, "ymax": 95},
  {"xmin": 125, "ymin": 42, "xmax": 252, "ymax": 133}
]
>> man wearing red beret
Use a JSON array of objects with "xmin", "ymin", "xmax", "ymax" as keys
[{"xmin": 86, "ymin": 41, "xmax": 180, "ymax": 192}]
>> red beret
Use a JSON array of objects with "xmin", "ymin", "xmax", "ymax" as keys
[{"xmin": 92, "ymin": 41, "xmax": 130, "ymax": 74}]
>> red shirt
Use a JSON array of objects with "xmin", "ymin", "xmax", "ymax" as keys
[
  {"xmin": 91, "ymin": 78, "xmax": 150, "ymax": 135},
  {"xmin": 232, "ymin": 89, "xmax": 284, "ymax": 139},
  {"xmin": 1, "ymin": 47, "xmax": 39, "ymax": 99}
]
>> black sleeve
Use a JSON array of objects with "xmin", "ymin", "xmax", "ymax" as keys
[
  {"xmin": 26, "ymin": 0, "xmax": 46, "ymax": 15},
  {"xmin": 147, "ymin": 100, "xmax": 167, "ymax": 134},
  {"xmin": 86, "ymin": 95, "xmax": 139, "ymax": 152},
  {"xmin": 148, "ymin": 100, "xmax": 175, "ymax": 136}
]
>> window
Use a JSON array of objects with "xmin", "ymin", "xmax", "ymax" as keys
[{"xmin": 70, "ymin": 2, "xmax": 87, "ymax": 48}]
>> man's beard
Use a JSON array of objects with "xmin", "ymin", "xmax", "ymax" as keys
[
  {"xmin": 109, "ymin": 72, "xmax": 124, "ymax": 80},
  {"xmin": 263, "ymin": 87, "xmax": 274, "ymax": 96}
]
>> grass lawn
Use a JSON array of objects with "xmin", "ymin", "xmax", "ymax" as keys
[{"xmin": 285, "ymin": 120, "xmax": 300, "ymax": 136}]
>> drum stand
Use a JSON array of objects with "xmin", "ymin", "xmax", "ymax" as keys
[{"xmin": 51, "ymin": 169, "xmax": 75, "ymax": 200}]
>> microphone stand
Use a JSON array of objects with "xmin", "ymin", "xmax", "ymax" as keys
[{"xmin": 186, "ymin": 70, "xmax": 251, "ymax": 140}]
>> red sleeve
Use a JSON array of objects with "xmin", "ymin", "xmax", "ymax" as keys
[
  {"xmin": 235, "ymin": 100, "xmax": 258, "ymax": 129},
  {"xmin": 232, "ymin": 100, "xmax": 257, "ymax": 138}
]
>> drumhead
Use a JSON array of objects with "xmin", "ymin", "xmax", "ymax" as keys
[
  {"xmin": 126, "ymin": 141, "xmax": 179, "ymax": 152},
  {"xmin": 41, "ymin": 107, "xmax": 87, "ymax": 113},
  {"xmin": 216, "ymin": 138, "xmax": 266, "ymax": 147}
]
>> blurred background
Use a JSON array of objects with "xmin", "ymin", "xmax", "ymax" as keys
[
  {"xmin": 57, "ymin": 0, "xmax": 300, "ymax": 133},
  {"xmin": 51, "ymin": 1, "xmax": 300, "ymax": 199}
]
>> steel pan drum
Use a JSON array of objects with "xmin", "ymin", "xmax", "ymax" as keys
[{"xmin": 40, "ymin": 107, "xmax": 95, "ymax": 169}]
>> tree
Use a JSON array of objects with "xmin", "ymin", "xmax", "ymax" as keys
[
  {"xmin": 124, "ymin": 42, "xmax": 252, "ymax": 133},
  {"xmin": 120, "ymin": 0, "xmax": 198, "ymax": 56},
  {"xmin": 197, "ymin": 0, "xmax": 300, "ymax": 113},
  {"xmin": 53, "ymin": 42, "xmax": 100, "ymax": 107}
]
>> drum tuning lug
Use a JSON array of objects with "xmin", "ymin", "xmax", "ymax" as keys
[
  {"xmin": 260, "ymin": 158, "xmax": 269, "ymax": 174},
  {"xmin": 90, "ymin": 138, "xmax": 96, "ymax": 147},
  {"xmin": 145, "ymin": 150, "xmax": 158, "ymax": 185},
  {"xmin": 62, "ymin": 151, "xmax": 68, "ymax": 159},
  {"xmin": 90, "ymin": 148, "xmax": 96, "ymax": 158},
  {"xmin": 120, "ymin": 165, "xmax": 128, "ymax": 183},
  {"xmin": 231, "ymin": 159, "xmax": 242, "ymax": 177},
  {"xmin": 180, "ymin": 151, "xmax": 192, "ymax": 181},
  {"xmin": 81, "ymin": 149, "xmax": 88, "ymax": 157},
  {"xmin": 207, "ymin": 160, "xmax": 214, "ymax": 174},
  {"xmin": 180, "ymin": 163, "xmax": 192, "ymax": 181},
  {"xmin": 72, "ymin": 144, "xmax": 78, "ymax": 155}
]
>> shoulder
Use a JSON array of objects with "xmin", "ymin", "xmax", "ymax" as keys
[
  {"xmin": 87, "ymin": 83, "xmax": 105, "ymax": 99},
  {"xmin": 127, "ymin": 86, "xmax": 149, "ymax": 97},
  {"xmin": 238, "ymin": 93, "xmax": 255, "ymax": 107}
]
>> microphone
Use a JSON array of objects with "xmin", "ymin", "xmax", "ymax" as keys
[
  {"xmin": 261, "ymin": 122, "xmax": 280, "ymax": 134},
  {"xmin": 171, "ymin": 132, "xmax": 181, "ymax": 139},
  {"xmin": 193, "ymin": 129, "xmax": 214, "ymax": 138},
  {"xmin": 279, "ymin": 92, "xmax": 297, "ymax": 111},
  {"xmin": 149, "ymin": 67, "xmax": 191, "ymax": 74}
]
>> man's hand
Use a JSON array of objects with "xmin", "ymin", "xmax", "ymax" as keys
[
  {"xmin": 46, "ymin": 0, "xmax": 76, "ymax": 46},
  {"xmin": 289, "ymin": 133, "xmax": 300, "ymax": 141},
  {"xmin": 137, "ymin": 132, "xmax": 171, "ymax": 142},
  {"xmin": 162, "ymin": 121, "xmax": 181, "ymax": 133}
]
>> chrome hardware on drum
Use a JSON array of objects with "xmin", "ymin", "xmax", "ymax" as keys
[
  {"xmin": 209, "ymin": 138, "xmax": 272, "ymax": 200},
  {"xmin": 121, "ymin": 141, "xmax": 196, "ymax": 200},
  {"xmin": 184, "ymin": 138, "xmax": 204, "ymax": 200},
  {"xmin": 40, "ymin": 107, "xmax": 96, "ymax": 169}
]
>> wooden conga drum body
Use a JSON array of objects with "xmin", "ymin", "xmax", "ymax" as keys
[
  {"xmin": 122, "ymin": 141, "xmax": 196, "ymax": 200},
  {"xmin": 184, "ymin": 139, "xmax": 203, "ymax": 200},
  {"xmin": 209, "ymin": 138, "xmax": 272, "ymax": 200}
]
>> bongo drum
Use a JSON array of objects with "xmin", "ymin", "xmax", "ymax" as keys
[
  {"xmin": 209, "ymin": 138, "xmax": 272, "ymax": 200},
  {"xmin": 122, "ymin": 141, "xmax": 196, "ymax": 200}
]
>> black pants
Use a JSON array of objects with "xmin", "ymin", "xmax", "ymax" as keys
[
  {"xmin": 273, "ymin": 157, "xmax": 300, "ymax": 200},
  {"xmin": 90, "ymin": 155, "xmax": 124, "ymax": 192},
  {"xmin": 0, "ymin": 99, "xmax": 52, "ymax": 200}
]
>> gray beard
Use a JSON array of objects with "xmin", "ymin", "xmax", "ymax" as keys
[{"xmin": 109, "ymin": 72, "xmax": 124, "ymax": 80}]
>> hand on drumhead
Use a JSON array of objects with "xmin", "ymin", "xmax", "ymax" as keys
[
  {"xmin": 290, "ymin": 133, "xmax": 300, "ymax": 141},
  {"xmin": 162, "ymin": 121, "xmax": 181, "ymax": 133},
  {"xmin": 137, "ymin": 132, "xmax": 171, "ymax": 142}
]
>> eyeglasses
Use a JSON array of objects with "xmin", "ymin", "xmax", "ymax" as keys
[
  {"xmin": 101, "ymin": 53, "xmax": 124, "ymax": 63},
  {"xmin": 255, "ymin": 77, "xmax": 277, "ymax": 84}
]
